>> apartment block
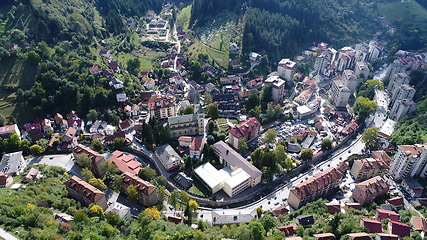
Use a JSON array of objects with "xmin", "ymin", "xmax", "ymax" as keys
[
  {"xmin": 351, "ymin": 176, "xmax": 389, "ymax": 205},
  {"xmin": 121, "ymin": 172, "xmax": 158, "ymax": 207},
  {"xmin": 228, "ymin": 117, "xmax": 261, "ymax": 149},
  {"xmin": 350, "ymin": 158, "xmax": 389, "ymax": 182}
]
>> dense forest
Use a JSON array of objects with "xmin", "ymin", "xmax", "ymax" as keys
[{"xmin": 190, "ymin": 0, "xmax": 379, "ymax": 62}]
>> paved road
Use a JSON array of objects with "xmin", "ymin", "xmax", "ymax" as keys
[{"xmin": 0, "ymin": 227, "xmax": 19, "ymax": 240}]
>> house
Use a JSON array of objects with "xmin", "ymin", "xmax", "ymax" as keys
[
  {"xmin": 347, "ymin": 233, "xmax": 372, "ymax": 240},
  {"xmin": 0, "ymin": 172, "xmax": 13, "ymax": 187},
  {"xmin": 350, "ymin": 158, "xmax": 389, "ymax": 182},
  {"xmin": 168, "ymin": 216, "xmax": 184, "ymax": 224},
  {"xmin": 144, "ymin": 78, "xmax": 156, "ymax": 90},
  {"xmin": 219, "ymin": 75, "xmax": 240, "ymax": 85},
  {"xmin": 65, "ymin": 176, "xmax": 108, "ymax": 209},
  {"xmin": 344, "ymin": 202, "xmax": 362, "ymax": 211},
  {"xmin": 296, "ymin": 214, "xmax": 314, "ymax": 227},
  {"xmin": 147, "ymin": 94, "xmax": 177, "ymax": 120},
  {"xmin": 352, "ymin": 176, "xmax": 389, "ymax": 205},
  {"xmin": 0, "ymin": 151, "xmax": 26, "ymax": 176},
  {"xmin": 313, "ymin": 233, "xmax": 336, "ymax": 240},
  {"xmin": 294, "ymin": 89, "xmax": 313, "ymax": 105},
  {"xmin": 155, "ymin": 144, "xmax": 182, "ymax": 171},
  {"xmin": 99, "ymin": 50, "xmax": 110, "ymax": 57},
  {"xmin": 189, "ymin": 137, "xmax": 205, "ymax": 159},
  {"xmin": 412, "ymin": 216, "xmax": 427, "ymax": 232},
  {"xmin": 109, "ymin": 78, "xmax": 124, "ymax": 89},
  {"xmin": 371, "ymin": 150, "xmax": 392, "ymax": 164},
  {"xmin": 168, "ymin": 107, "xmax": 205, "ymax": 138},
  {"xmin": 41, "ymin": 119, "xmax": 53, "ymax": 133},
  {"xmin": 22, "ymin": 168, "xmax": 39, "ymax": 183},
  {"xmin": 104, "ymin": 131, "xmax": 126, "ymax": 145},
  {"xmin": 401, "ymin": 177, "xmax": 424, "ymax": 198},
  {"xmin": 173, "ymin": 172, "xmax": 193, "ymax": 190},
  {"xmin": 288, "ymin": 162, "xmax": 347, "ymax": 209},
  {"xmin": 119, "ymin": 120, "xmax": 133, "ymax": 132},
  {"xmin": 246, "ymin": 78, "xmax": 263, "ymax": 89},
  {"xmin": 0, "ymin": 124, "xmax": 21, "ymax": 139},
  {"xmin": 73, "ymin": 144, "xmax": 105, "ymax": 177},
  {"xmin": 228, "ymin": 117, "xmax": 260, "ymax": 149},
  {"xmin": 340, "ymin": 121, "xmax": 358, "ymax": 138},
  {"xmin": 54, "ymin": 213, "xmax": 74, "ymax": 223},
  {"xmin": 211, "ymin": 209, "xmax": 257, "ymax": 225},
  {"xmin": 387, "ymin": 197, "xmax": 404, "ymax": 206},
  {"xmin": 361, "ymin": 218, "xmax": 383, "ymax": 233},
  {"xmin": 107, "ymin": 150, "xmax": 141, "ymax": 176},
  {"xmin": 278, "ymin": 224, "xmax": 296, "ymax": 235},
  {"xmin": 116, "ymin": 93, "xmax": 129, "ymax": 102},
  {"xmin": 375, "ymin": 233, "xmax": 399, "ymax": 240},
  {"xmin": 324, "ymin": 202, "xmax": 341, "ymax": 214},
  {"xmin": 108, "ymin": 61, "xmax": 119, "ymax": 71},
  {"xmin": 121, "ymin": 172, "xmax": 158, "ymax": 207},
  {"xmin": 105, "ymin": 202, "xmax": 132, "ymax": 221},
  {"xmin": 273, "ymin": 205, "xmax": 289, "ymax": 217},
  {"xmin": 388, "ymin": 220, "xmax": 411, "ymax": 237},
  {"xmin": 24, "ymin": 123, "xmax": 44, "ymax": 141},
  {"xmin": 89, "ymin": 65, "xmax": 100, "ymax": 75},
  {"xmin": 231, "ymin": 59, "xmax": 242, "ymax": 69}
]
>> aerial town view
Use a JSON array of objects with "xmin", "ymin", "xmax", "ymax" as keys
[{"xmin": 1, "ymin": 0, "xmax": 427, "ymax": 239}]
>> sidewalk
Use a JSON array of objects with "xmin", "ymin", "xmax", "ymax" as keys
[{"xmin": 0, "ymin": 227, "xmax": 19, "ymax": 240}]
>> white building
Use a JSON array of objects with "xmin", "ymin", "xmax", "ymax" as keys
[
  {"xmin": 390, "ymin": 144, "xmax": 427, "ymax": 181},
  {"xmin": 342, "ymin": 69, "xmax": 358, "ymax": 94},
  {"xmin": 389, "ymin": 99, "xmax": 416, "ymax": 121},
  {"xmin": 277, "ymin": 58, "xmax": 296, "ymax": 81},
  {"xmin": 264, "ymin": 75, "xmax": 286, "ymax": 102},
  {"xmin": 354, "ymin": 61, "xmax": 370, "ymax": 80},
  {"xmin": 194, "ymin": 162, "xmax": 230, "ymax": 194},
  {"xmin": 387, "ymin": 73, "xmax": 410, "ymax": 93},
  {"xmin": 0, "ymin": 151, "xmax": 26, "ymax": 176},
  {"xmin": 330, "ymin": 77, "xmax": 351, "ymax": 108},
  {"xmin": 390, "ymin": 85, "xmax": 415, "ymax": 108},
  {"xmin": 155, "ymin": 144, "xmax": 182, "ymax": 171}
]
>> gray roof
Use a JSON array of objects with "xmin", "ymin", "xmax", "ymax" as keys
[
  {"xmin": 0, "ymin": 151, "xmax": 25, "ymax": 175},
  {"xmin": 155, "ymin": 144, "xmax": 182, "ymax": 166},
  {"xmin": 213, "ymin": 141, "xmax": 262, "ymax": 180},
  {"xmin": 168, "ymin": 113, "xmax": 198, "ymax": 125},
  {"xmin": 211, "ymin": 209, "xmax": 257, "ymax": 225},
  {"xmin": 174, "ymin": 172, "xmax": 193, "ymax": 189},
  {"xmin": 403, "ymin": 177, "xmax": 424, "ymax": 189}
]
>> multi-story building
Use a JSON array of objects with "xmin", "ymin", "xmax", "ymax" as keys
[
  {"xmin": 368, "ymin": 40, "xmax": 383, "ymax": 61},
  {"xmin": 390, "ymin": 144, "xmax": 427, "ymax": 181},
  {"xmin": 168, "ymin": 106, "xmax": 205, "ymax": 138},
  {"xmin": 354, "ymin": 61, "xmax": 370, "ymax": 80},
  {"xmin": 390, "ymin": 85, "xmax": 415, "ymax": 108},
  {"xmin": 342, "ymin": 69, "xmax": 358, "ymax": 94},
  {"xmin": 387, "ymin": 73, "xmax": 410, "ymax": 93},
  {"xmin": 351, "ymin": 176, "xmax": 389, "ymax": 205},
  {"xmin": 0, "ymin": 151, "xmax": 26, "ymax": 176},
  {"xmin": 350, "ymin": 158, "xmax": 389, "ymax": 182},
  {"xmin": 73, "ymin": 144, "xmax": 105, "ymax": 177},
  {"xmin": 330, "ymin": 76, "xmax": 351, "ymax": 108},
  {"xmin": 147, "ymin": 94, "xmax": 177, "ymax": 120},
  {"xmin": 65, "ymin": 176, "xmax": 108, "ymax": 210},
  {"xmin": 277, "ymin": 58, "xmax": 296, "ymax": 81},
  {"xmin": 155, "ymin": 144, "xmax": 182, "ymax": 171},
  {"xmin": 213, "ymin": 141, "xmax": 262, "ymax": 188},
  {"xmin": 107, "ymin": 150, "xmax": 141, "ymax": 176},
  {"xmin": 336, "ymin": 47, "xmax": 356, "ymax": 72},
  {"xmin": 228, "ymin": 117, "xmax": 261, "ymax": 149},
  {"xmin": 288, "ymin": 162, "xmax": 347, "ymax": 209},
  {"xmin": 389, "ymin": 99, "xmax": 417, "ymax": 121},
  {"xmin": 264, "ymin": 75, "xmax": 286, "ymax": 101},
  {"xmin": 121, "ymin": 172, "xmax": 158, "ymax": 206},
  {"xmin": 0, "ymin": 124, "xmax": 21, "ymax": 140}
]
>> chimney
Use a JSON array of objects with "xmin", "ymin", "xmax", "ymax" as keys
[{"xmin": 226, "ymin": 150, "xmax": 229, "ymax": 155}]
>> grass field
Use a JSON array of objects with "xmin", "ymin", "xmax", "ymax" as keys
[
  {"xmin": 177, "ymin": 5, "xmax": 192, "ymax": 31},
  {"xmin": 376, "ymin": 1, "xmax": 427, "ymax": 24}
]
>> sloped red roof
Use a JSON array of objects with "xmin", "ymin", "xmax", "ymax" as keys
[
  {"xmin": 121, "ymin": 172, "xmax": 156, "ymax": 195},
  {"xmin": 65, "ymin": 176, "xmax": 105, "ymax": 203},
  {"xmin": 228, "ymin": 117, "xmax": 260, "ymax": 138},
  {"xmin": 108, "ymin": 150, "xmax": 141, "ymax": 175},
  {"xmin": 362, "ymin": 218, "xmax": 383, "ymax": 233}
]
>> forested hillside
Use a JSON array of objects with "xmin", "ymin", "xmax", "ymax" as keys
[{"xmin": 190, "ymin": 0, "xmax": 379, "ymax": 62}]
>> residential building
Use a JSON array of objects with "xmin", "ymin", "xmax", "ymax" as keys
[
  {"xmin": 387, "ymin": 197, "xmax": 404, "ymax": 206},
  {"xmin": 155, "ymin": 144, "xmax": 182, "ymax": 171},
  {"xmin": 372, "ymin": 150, "xmax": 393, "ymax": 164},
  {"xmin": 350, "ymin": 158, "xmax": 389, "ymax": 182},
  {"xmin": 273, "ymin": 205, "xmax": 289, "ymax": 217},
  {"xmin": 278, "ymin": 224, "xmax": 296, "ymax": 235},
  {"xmin": 387, "ymin": 73, "xmax": 410, "ymax": 93},
  {"xmin": 0, "ymin": 124, "xmax": 21, "ymax": 139},
  {"xmin": 347, "ymin": 233, "xmax": 372, "ymax": 240},
  {"xmin": 121, "ymin": 172, "xmax": 158, "ymax": 206},
  {"xmin": 24, "ymin": 123, "xmax": 44, "ymax": 141},
  {"xmin": 246, "ymin": 78, "xmax": 263, "ymax": 89},
  {"xmin": 288, "ymin": 162, "xmax": 347, "ymax": 209},
  {"xmin": 344, "ymin": 202, "xmax": 362, "ymax": 211},
  {"xmin": 390, "ymin": 143, "xmax": 427, "ymax": 181},
  {"xmin": 388, "ymin": 221, "xmax": 411, "ymax": 237},
  {"xmin": 73, "ymin": 144, "xmax": 105, "ymax": 177},
  {"xmin": 296, "ymin": 215, "xmax": 314, "ymax": 227},
  {"xmin": 105, "ymin": 202, "xmax": 132, "ymax": 221},
  {"xmin": 342, "ymin": 69, "xmax": 358, "ymax": 94},
  {"xmin": 277, "ymin": 58, "xmax": 296, "ymax": 81},
  {"xmin": 352, "ymin": 176, "xmax": 389, "ymax": 205},
  {"xmin": 174, "ymin": 172, "xmax": 193, "ymax": 190},
  {"xmin": 361, "ymin": 218, "xmax": 383, "ymax": 233},
  {"xmin": 168, "ymin": 106, "xmax": 205, "ymax": 138},
  {"xmin": 116, "ymin": 93, "xmax": 128, "ymax": 102},
  {"xmin": 228, "ymin": 117, "xmax": 260, "ymax": 149},
  {"xmin": 107, "ymin": 150, "xmax": 141, "ymax": 176},
  {"xmin": 411, "ymin": 216, "xmax": 427, "ymax": 232},
  {"xmin": 390, "ymin": 85, "xmax": 415, "ymax": 108},
  {"xmin": 168, "ymin": 216, "xmax": 184, "ymax": 224},
  {"xmin": 61, "ymin": 127, "xmax": 77, "ymax": 149},
  {"xmin": 264, "ymin": 75, "xmax": 286, "ymax": 101},
  {"xmin": 330, "ymin": 76, "xmax": 351, "ymax": 108},
  {"xmin": 294, "ymin": 89, "xmax": 313, "ymax": 105},
  {"xmin": 377, "ymin": 209, "xmax": 399, "ymax": 222},
  {"xmin": 354, "ymin": 62, "xmax": 370, "ymax": 80},
  {"xmin": 0, "ymin": 172, "xmax": 13, "ymax": 187},
  {"xmin": 0, "ymin": 151, "xmax": 26, "ymax": 176},
  {"xmin": 22, "ymin": 168, "xmax": 39, "ymax": 183},
  {"xmin": 375, "ymin": 233, "xmax": 398, "ymax": 240},
  {"xmin": 147, "ymin": 94, "xmax": 177, "ymax": 120},
  {"xmin": 220, "ymin": 75, "xmax": 240, "ymax": 85},
  {"xmin": 189, "ymin": 137, "xmax": 205, "ymax": 159},
  {"xmin": 401, "ymin": 177, "xmax": 424, "ymax": 198},
  {"xmin": 213, "ymin": 141, "xmax": 262, "ymax": 187},
  {"xmin": 313, "ymin": 233, "xmax": 336, "ymax": 240},
  {"xmin": 211, "ymin": 209, "xmax": 257, "ymax": 226},
  {"xmin": 324, "ymin": 202, "xmax": 341, "ymax": 214},
  {"xmin": 64, "ymin": 176, "xmax": 108, "ymax": 210},
  {"xmin": 336, "ymin": 47, "xmax": 356, "ymax": 72}
]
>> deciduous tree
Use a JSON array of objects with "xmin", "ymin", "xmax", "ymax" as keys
[
  {"xmin": 321, "ymin": 138, "xmax": 333, "ymax": 150},
  {"xmin": 353, "ymin": 97, "xmax": 377, "ymax": 123},
  {"xmin": 263, "ymin": 129, "xmax": 277, "ymax": 145},
  {"xmin": 238, "ymin": 139, "xmax": 249, "ymax": 155},
  {"xmin": 300, "ymin": 148, "xmax": 313, "ymax": 161},
  {"xmin": 362, "ymin": 127, "xmax": 379, "ymax": 149}
]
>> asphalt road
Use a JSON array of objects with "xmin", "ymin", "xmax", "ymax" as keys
[{"xmin": 0, "ymin": 227, "xmax": 19, "ymax": 240}]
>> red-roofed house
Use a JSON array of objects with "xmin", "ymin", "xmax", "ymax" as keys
[
  {"xmin": 73, "ymin": 144, "xmax": 105, "ymax": 177},
  {"xmin": 313, "ymin": 233, "xmax": 336, "ymax": 240},
  {"xmin": 228, "ymin": 117, "xmax": 260, "ymax": 149},
  {"xmin": 278, "ymin": 224, "xmax": 296, "ymax": 235},
  {"xmin": 361, "ymin": 218, "xmax": 383, "ymax": 233},
  {"xmin": 89, "ymin": 65, "xmax": 100, "ymax": 75},
  {"xmin": 411, "ymin": 216, "xmax": 427, "ymax": 232},
  {"xmin": 387, "ymin": 197, "xmax": 404, "ymax": 206},
  {"xmin": 340, "ymin": 121, "xmax": 358, "ymax": 137},
  {"xmin": 24, "ymin": 123, "xmax": 44, "ymax": 141},
  {"xmin": 352, "ymin": 176, "xmax": 389, "ymax": 205},
  {"xmin": 147, "ymin": 94, "xmax": 177, "ymax": 120},
  {"xmin": 0, "ymin": 124, "xmax": 21, "ymax": 139},
  {"xmin": 65, "ymin": 176, "xmax": 108, "ymax": 210},
  {"xmin": 99, "ymin": 49, "xmax": 110, "ymax": 57},
  {"xmin": 347, "ymin": 233, "xmax": 372, "ymax": 240},
  {"xmin": 388, "ymin": 221, "xmax": 411, "ymax": 237},
  {"xmin": 375, "ymin": 233, "xmax": 399, "ymax": 240},
  {"xmin": 121, "ymin": 172, "xmax": 158, "ymax": 206},
  {"xmin": 119, "ymin": 120, "xmax": 133, "ymax": 132},
  {"xmin": 324, "ymin": 202, "xmax": 341, "ymax": 214},
  {"xmin": 190, "ymin": 137, "xmax": 205, "ymax": 160},
  {"xmin": 273, "ymin": 205, "xmax": 289, "ymax": 217},
  {"xmin": 107, "ymin": 151, "xmax": 141, "ymax": 176},
  {"xmin": 376, "ymin": 209, "xmax": 399, "ymax": 222}
]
